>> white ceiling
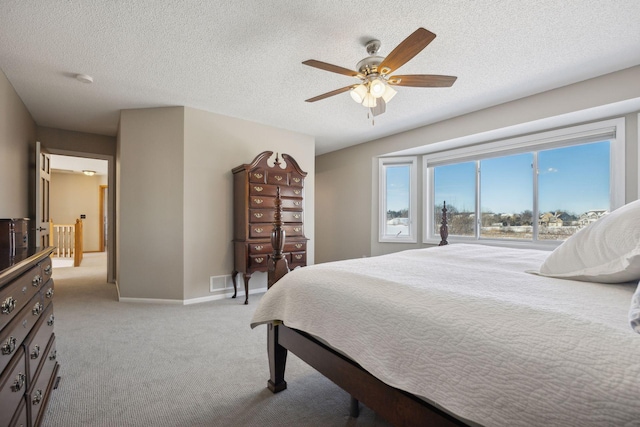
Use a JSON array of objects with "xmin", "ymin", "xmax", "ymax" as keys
[
  {"xmin": 50, "ymin": 154, "xmax": 108, "ymax": 176},
  {"xmin": 1, "ymin": 1, "xmax": 639, "ymax": 155}
]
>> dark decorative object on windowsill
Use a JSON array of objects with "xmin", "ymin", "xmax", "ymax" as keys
[{"xmin": 439, "ymin": 201, "xmax": 449, "ymax": 246}]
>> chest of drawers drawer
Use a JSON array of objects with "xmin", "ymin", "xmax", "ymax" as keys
[
  {"xmin": 0, "ymin": 347, "xmax": 26, "ymax": 427},
  {"xmin": 1, "ymin": 265, "xmax": 43, "ymax": 331},
  {"xmin": 0, "ymin": 294, "xmax": 45, "ymax": 374},
  {"xmin": 23, "ymin": 303, "xmax": 54, "ymax": 388},
  {"xmin": 28, "ymin": 334, "xmax": 57, "ymax": 427}
]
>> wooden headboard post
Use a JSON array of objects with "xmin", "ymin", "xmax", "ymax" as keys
[
  {"xmin": 268, "ymin": 186, "xmax": 289, "ymax": 288},
  {"xmin": 439, "ymin": 201, "xmax": 449, "ymax": 246}
]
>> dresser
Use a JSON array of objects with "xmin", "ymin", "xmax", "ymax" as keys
[
  {"xmin": 232, "ymin": 151, "xmax": 308, "ymax": 304},
  {"xmin": 0, "ymin": 246, "xmax": 58, "ymax": 427}
]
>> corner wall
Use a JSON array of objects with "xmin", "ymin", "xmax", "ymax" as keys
[{"xmin": 315, "ymin": 66, "xmax": 640, "ymax": 263}]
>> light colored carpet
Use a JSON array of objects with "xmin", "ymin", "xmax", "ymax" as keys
[{"xmin": 42, "ymin": 253, "xmax": 391, "ymax": 426}]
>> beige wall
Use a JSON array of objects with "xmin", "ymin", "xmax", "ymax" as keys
[
  {"xmin": 118, "ymin": 107, "xmax": 185, "ymax": 300},
  {"xmin": 117, "ymin": 106, "xmax": 314, "ymax": 301},
  {"xmin": 0, "ymin": 69, "xmax": 36, "ymax": 218},
  {"xmin": 316, "ymin": 66, "xmax": 640, "ymax": 263},
  {"xmin": 183, "ymin": 107, "xmax": 315, "ymax": 300},
  {"xmin": 50, "ymin": 172, "xmax": 103, "ymax": 252}
]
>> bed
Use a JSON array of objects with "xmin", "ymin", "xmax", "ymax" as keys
[{"xmin": 250, "ymin": 194, "xmax": 640, "ymax": 426}]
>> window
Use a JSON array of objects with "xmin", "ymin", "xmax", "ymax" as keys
[
  {"xmin": 425, "ymin": 118, "xmax": 625, "ymax": 246},
  {"xmin": 379, "ymin": 157, "xmax": 417, "ymax": 242}
]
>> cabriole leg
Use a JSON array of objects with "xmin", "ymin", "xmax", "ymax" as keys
[{"xmin": 243, "ymin": 273, "xmax": 251, "ymax": 304}]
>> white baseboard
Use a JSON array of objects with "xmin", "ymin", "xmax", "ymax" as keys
[{"xmin": 117, "ymin": 286, "xmax": 268, "ymax": 305}]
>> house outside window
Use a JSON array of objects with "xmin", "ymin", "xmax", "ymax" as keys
[
  {"xmin": 425, "ymin": 118, "xmax": 625, "ymax": 247},
  {"xmin": 379, "ymin": 157, "xmax": 417, "ymax": 242}
]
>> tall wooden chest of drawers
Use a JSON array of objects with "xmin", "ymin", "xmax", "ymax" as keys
[
  {"xmin": 232, "ymin": 151, "xmax": 308, "ymax": 304},
  {"xmin": 0, "ymin": 246, "xmax": 58, "ymax": 427}
]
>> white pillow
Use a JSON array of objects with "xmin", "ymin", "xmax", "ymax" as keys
[{"xmin": 537, "ymin": 199, "xmax": 640, "ymax": 283}]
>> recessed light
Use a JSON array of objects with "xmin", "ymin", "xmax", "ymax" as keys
[
  {"xmin": 75, "ymin": 74, "xmax": 94, "ymax": 84},
  {"xmin": 83, "ymin": 170, "xmax": 96, "ymax": 176}
]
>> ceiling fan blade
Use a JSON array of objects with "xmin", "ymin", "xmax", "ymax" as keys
[
  {"xmin": 388, "ymin": 74, "xmax": 457, "ymax": 87},
  {"xmin": 302, "ymin": 60, "xmax": 361, "ymax": 77},
  {"xmin": 378, "ymin": 28, "xmax": 436, "ymax": 74},
  {"xmin": 305, "ymin": 85, "xmax": 355, "ymax": 102}
]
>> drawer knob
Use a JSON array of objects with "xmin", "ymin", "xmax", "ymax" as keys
[
  {"xmin": 294, "ymin": 227, "xmax": 301, "ymax": 232},
  {"xmin": 295, "ymin": 244, "xmax": 302, "ymax": 249},
  {"xmin": 254, "ymin": 228, "xmax": 264, "ymax": 233},
  {"xmin": 32, "ymin": 275, "xmax": 42, "ymax": 287},
  {"xmin": 254, "ymin": 213, "xmax": 263, "ymax": 218},
  {"xmin": 46, "ymin": 288, "xmax": 54, "ymax": 299},
  {"xmin": 1, "ymin": 296, "xmax": 16, "ymax": 314},
  {"xmin": 294, "ymin": 190, "xmax": 301, "ymax": 195},
  {"xmin": 253, "ymin": 173, "xmax": 263, "ymax": 179},
  {"xmin": 255, "ymin": 257, "xmax": 264, "ymax": 263},
  {"xmin": 254, "ymin": 186, "xmax": 263, "ymax": 192},
  {"xmin": 293, "ymin": 177, "xmax": 301, "ymax": 183},
  {"xmin": 32, "ymin": 390, "xmax": 43, "ymax": 405},
  {"xmin": 294, "ymin": 214, "xmax": 301, "ymax": 219},
  {"xmin": 44, "ymin": 265, "xmax": 52, "ymax": 276},
  {"xmin": 32, "ymin": 302, "xmax": 44, "ymax": 316},
  {"xmin": 11, "ymin": 373, "xmax": 25, "ymax": 392},
  {"xmin": 254, "ymin": 245, "xmax": 264, "ymax": 251},
  {"xmin": 294, "ymin": 201, "xmax": 301, "ymax": 206},
  {"xmin": 274, "ymin": 175, "xmax": 283, "ymax": 181},
  {"xmin": 31, "ymin": 345, "xmax": 40, "ymax": 360},
  {"xmin": 47, "ymin": 315, "xmax": 55, "ymax": 326},
  {"xmin": 295, "ymin": 255, "xmax": 303, "ymax": 260},
  {"xmin": 49, "ymin": 349, "xmax": 57, "ymax": 361},
  {"xmin": 253, "ymin": 198, "xmax": 263, "ymax": 204},
  {"xmin": 1, "ymin": 336, "xmax": 17, "ymax": 355}
]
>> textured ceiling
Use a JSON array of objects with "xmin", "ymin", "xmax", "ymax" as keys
[{"xmin": 1, "ymin": 1, "xmax": 640, "ymax": 155}]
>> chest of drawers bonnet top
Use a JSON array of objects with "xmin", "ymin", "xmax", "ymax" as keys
[
  {"xmin": 0, "ymin": 218, "xmax": 59, "ymax": 427},
  {"xmin": 232, "ymin": 151, "xmax": 308, "ymax": 304}
]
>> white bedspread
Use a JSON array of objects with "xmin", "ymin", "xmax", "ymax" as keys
[{"xmin": 251, "ymin": 244, "xmax": 640, "ymax": 427}]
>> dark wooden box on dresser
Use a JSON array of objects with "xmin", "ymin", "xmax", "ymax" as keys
[
  {"xmin": 232, "ymin": 151, "xmax": 308, "ymax": 304},
  {"xmin": 0, "ymin": 219, "xmax": 58, "ymax": 427}
]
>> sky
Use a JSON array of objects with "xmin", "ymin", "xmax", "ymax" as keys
[{"xmin": 433, "ymin": 140, "xmax": 610, "ymax": 215}]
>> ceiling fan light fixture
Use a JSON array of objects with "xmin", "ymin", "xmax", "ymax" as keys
[
  {"xmin": 350, "ymin": 84, "xmax": 368, "ymax": 103},
  {"xmin": 362, "ymin": 92, "xmax": 377, "ymax": 108},
  {"xmin": 381, "ymin": 84, "xmax": 397, "ymax": 103},
  {"xmin": 369, "ymin": 78, "xmax": 386, "ymax": 98}
]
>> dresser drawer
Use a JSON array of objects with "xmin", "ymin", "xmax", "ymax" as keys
[
  {"xmin": 28, "ymin": 334, "xmax": 58, "ymax": 427},
  {"xmin": 249, "ymin": 196, "xmax": 275, "ymax": 209},
  {"xmin": 248, "ymin": 169, "xmax": 266, "ymax": 183},
  {"xmin": 40, "ymin": 257, "xmax": 53, "ymax": 284},
  {"xmin": 23, "ymin": 303, "xmax": 54, "ymax": 388},
  {"xmin": 281, "ymin": 198, "xmax": 302, "ymax": 209},
  {"xmin": 41, "ymin": 279, "xmax": 54, "ymax": 309},
  {"xmin": 248, "ymin": 254, "xmax": 268, "ymax": 270},
  {"xmin": 9, "ymin": 395, "xmax": 27, "ymax": 427},
  {"xmin": 1, "ymin": 265, "xmax": 43, "ymax": 331},
  {"xmin": 283, "ymin": 224, "xmax": 304, "ymax": 237},
  {"xmin": 267, "ymin": 171, "xmax": 289, "ymax": 185},
  {"xmin": 0, "ymin": 347, "xmax": 27, "ymax": 427},
  {"xmin": 0, "ymin": 295, "xmax": 44, "ymax": 374},
  {"xmin": 250, "ymin": 210, "xmax": 303, "ymax": 224},
  {"xmin": 290, "ymin": 173, "xmax": 304, "ymax": 187},
  {"xmin": 248, "ymin": 242, "xmax": 272, "ymax": 254},
  {"xmin": 249, "ymin": 225, "xmax": 271, "ymax": 239},
  {"xmin": 284, "ymin": 241, "xmax": 306, "ymax": 252}
]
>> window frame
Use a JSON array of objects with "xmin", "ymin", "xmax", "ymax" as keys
[
  {"xmin": 378, "ymin": 156, "xmax": 418, "ymax": 243},
  {"xmin": 423, "ymin": 118, "xmax": 626, "ymax": 248}
]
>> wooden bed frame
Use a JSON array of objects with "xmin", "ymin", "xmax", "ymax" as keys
[{"xmin": 264, "ymin": 193, "xmax": 465, "ymax": 426}]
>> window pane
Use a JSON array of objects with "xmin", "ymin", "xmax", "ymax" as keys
[
  {"xmin": 385, "ymin": 164, "xmax": 410, "ymax": 237},
  {"xmin": 434, "ymin": 162, "xmax": 476, "ymax": 237},
  {"xmin": 480, "ymin": 153, "xmax": 533, "ymax": 240},
  {"xmin": 538, "ymin": 141, "xmax": 610, "ymax": 241}
]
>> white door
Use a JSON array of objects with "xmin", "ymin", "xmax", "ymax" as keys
[{"xmin": 35, "ymin": 141, "xmax": 51, "ymax": 247}]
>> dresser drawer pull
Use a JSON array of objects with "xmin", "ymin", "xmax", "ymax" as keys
[
  {"xmin": 293, "ymin": 177, "xmax": 301, "ymax": 183},
  {"xmin": 273, "ymin": 175, "xmax": 283, "ymax": 181},
  {"xmin": 1, "ymin": 296, "xmax": 16, "ymax": 314},
  {"xmin": 254, "ymin": 228, "xmax": 264, "ymax": 233},
  {"xmin": 294, "ymin": 189, "xmax": 301, "ymax": 195},
  {"xmin": 47, "ymin": 315, "xmax": 55, "ymax": 326},
  {"xmin": 254, "ymin": 257, "xmax": 264, "ymax": 264},
  {"xmin": 32, "ymin": 275, "xmax": 42, "ymax": 287},
  {"xmin": 294, "ymin": 214, "xmax": 301, "ymax": 219},
  {"xmin": 32, "ymin": 302, "xmax": 44, "ymax": 316},
  {"xmin": 44, "ymin": 265, "xmax": 52, "ymax": 276},
  {"xmin": 294, "ymin": 254, "xmax": 303, "ymax": 260},
  {"xmin": 32, "ymin": 389, "xmax": 43, "ymax": 405},
  {"xmin": 253, "ymin": 186, "xmax": 263, "ymax": 192},
  {"xmin": 253, "ymin": 213, "xmax": 263, "ymax": 218},
  {"xmin": 294, "ymin": 201, "xmax": 301, "ymax": 206},
  {"xmin": 11, "ymin": 373, "xmax": 25, "ymax": 392},
  {"xmin": 293, "ymin": 227, "xmax": 301, "ymax": 232},
  {"xmin": 254, "ymin": 245, "xmax": 264, "ymax": 251},
  {"xmin": 1, "ymin": 336, "xmax": 17, "ymax": 355},
  {"xmin": 253, "ymin": 198, "xmax": 264, "ymax": 205},
  {"xmin": 295, "ymin": 244, "xmax": 303, "ymax": 249},
  {"xmin": 31, "ymin": 345, "xmax": 40, "ymax": 360},
  {"xmin": 49, "ymin": 349, "xmax": 57, "ymax": 361},
  {"xmin": 46, "ymin": 288, "xmax": 54, "ymax": 299},
  {"xmin": 253, "ymin": 173, "xmax": 263, "ymax": 179}
]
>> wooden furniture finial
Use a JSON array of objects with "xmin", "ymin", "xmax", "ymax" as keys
[{"xmin": 439, "ymin": 201, "xmax": 449, "ymax": 246}]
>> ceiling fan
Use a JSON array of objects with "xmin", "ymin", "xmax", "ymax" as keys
[{"xmin": 303, "ymin": 28, "xmax": 457, "ymax": 118}]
